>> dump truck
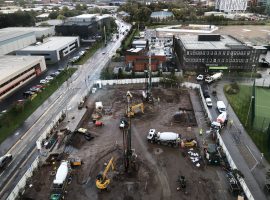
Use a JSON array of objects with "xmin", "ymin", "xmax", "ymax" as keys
[
  {"xmin": 147, "ymin": 129, "xmax": 181, "ymax": 147},
  {"xmin": 205, "ymin": 72, "xmax": 223, "ymax": 84},
  {"xmin": 50, "ymin": 161, "xmax": 69, "ymax": 200}
]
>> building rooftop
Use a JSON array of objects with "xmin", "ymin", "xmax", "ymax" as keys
[
  {"xmin": 1, "ymin": 27, "xmax": 53, "ymax": 33},
  {"xmin": 151, "ymin": 11, "xmax": 173, "ymax": 18},
  {"xmin": 0, "ymin": 55, "xmax": 44, "ymax": 83},
  {"xmin": 18, "ymin": 36, "xmax": 78, "ymax": 51},
  {"xmin": 0, "ymin": 30, "xmax": 34, "ymax": 43},
  {"xmin": 178, "ymin": 35, "xmax": 251, "ymax": 50}
]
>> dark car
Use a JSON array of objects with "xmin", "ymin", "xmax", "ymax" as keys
[
  {"xmin": 0, "ymin": 154, "xmax": 12, "ymax": 168},
  {"xmin": 203, "ymin": 91, "xmax": 210, "ymax": 98}
]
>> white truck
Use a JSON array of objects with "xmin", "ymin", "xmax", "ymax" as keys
[
  {"xmin": 50, "ymin": 161, "xmax": 69, "ymax": 200},
  {"xmin": 147, "ymin": 129, "xmax": 181, "ymax": 147},
  {"xmin": 205, "ymin": 72, "xmax": 223, "ymax": 84}
]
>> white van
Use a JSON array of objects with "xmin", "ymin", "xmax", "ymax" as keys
[{"xmin": 217, "ymin": 101, "xmax": 226, "ymax": 113}]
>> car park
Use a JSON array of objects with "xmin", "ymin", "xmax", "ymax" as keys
[
  {"xmin": 205, "ymin": 98, "xmax": 213, "ymax": 107},
  {"xmin": 0, "ymin": 154, "xmax": 12, "ymax": 168},
  {"xmin": 196, "ymin": 74, "xmax": 204, "ymax": 81}
]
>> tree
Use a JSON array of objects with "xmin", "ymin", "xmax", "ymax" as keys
[
  {"xmin": 57, "ymin": 14, "xmax": 66, "ymax": 20},
  {"xmin": 75, "ymin": 3, "xmax": 82, "ymax": 10},
  {"xmin": 49, "ymin": 11, "xmax": 58, "ymax": 19}
]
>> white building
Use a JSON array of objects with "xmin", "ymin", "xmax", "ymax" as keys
[
  {"xmin": 215, "ymin": 0, "xmax": 248, "ymax": 12},
  {"xmin": 16, "ymin": 37, "xmax": 80, "ymax": 63},
  {"xmin": 0, "ymin": 55, "xmax": 46, "ymax": 100},
  {"xmin": 0, "ymin": 27, "xmax": 55, "ymax": 40},
  {"xmin": 0, "ymin": 30, "xmax": 36, "ymax": 55}
]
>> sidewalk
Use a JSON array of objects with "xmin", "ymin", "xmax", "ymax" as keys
[{"xmin": 216, "ymin": 82, "xmax": 269, "ymax": 200}]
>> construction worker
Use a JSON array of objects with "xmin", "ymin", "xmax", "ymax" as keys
[
  {"xmin": 199, "ymin": 128, "xmax": 203, "ymax": 136},
  {"xmin": 229, "ymin": 119, "xmax": 233, "ymax": 128}
]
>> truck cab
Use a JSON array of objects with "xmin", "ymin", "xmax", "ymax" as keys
[
  {"xmin": 147, "ymin": 129, "xmax": 156, "ymax": 141},
  {"xmin": 217, "ymin": 101, "xmax": 226, "ymax": 113}
]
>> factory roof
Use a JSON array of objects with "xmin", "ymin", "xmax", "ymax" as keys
[
  {"xmin": 0, "ymin": 55, "xmax": 44, "ymax": 83},
  {"xmin": 1, "ymin": 27, "xmax": 53, "ymax": 33},
  {"xmin": 18, "ymin": 37, "xmax": 78, "ymax": 51},
  {"xmin": 0, "ymin": 30, "xmax": 34, "ymax": 43},
  {"xmin": 178, "ymin": 35, "xmax": 251, "ymax": 50}
]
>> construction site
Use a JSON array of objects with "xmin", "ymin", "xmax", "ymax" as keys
[{"xmin": 18, "ymin": 76, "xmax": 242, "ymax": 200}]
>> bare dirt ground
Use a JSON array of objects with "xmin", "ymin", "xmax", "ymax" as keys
[
  {"xmin": 21, "ymin": 85, "xmax": 233, "ymax": 200},
  {"xmin": 214, "ymin": 25, "xmax": 270, "ymax": 45}
]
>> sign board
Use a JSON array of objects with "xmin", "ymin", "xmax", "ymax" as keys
[{"xmin": 209, "ymin": 66, "xmax": 228, "ymax": 70}]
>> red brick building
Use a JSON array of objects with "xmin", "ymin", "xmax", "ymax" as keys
[{"xmin": 125, "ymin": 55, "xmax": 166, "ymax": 72}]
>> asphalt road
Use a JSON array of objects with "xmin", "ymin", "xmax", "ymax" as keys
[
  {"xmin": 0, "ymin": 18, "xmax": 130, "ymax": 199},
  {"xmin": 200, "ymin": 80, "xmax": 268, "ymax": 200}
]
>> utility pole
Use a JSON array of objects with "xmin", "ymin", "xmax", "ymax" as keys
[{"xmin": 104, "ymin": 26, "xmax": 107, "ymax": 46}]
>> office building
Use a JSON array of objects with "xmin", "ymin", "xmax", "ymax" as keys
[
  {"xmin": 215, "ymin": 0, "xmax": 248, "ymax": 12},
  {"xmin": 0, "ymin": 55, "xmax": 46, "ymax": 99},
  {"xmin": 174, "ymin": 34, "xmax": 265, "ymax": 71},
  {"xmin": 16, "ymin": 37, "xmax": 80, "ymax": 64},
  {"xmin": 55, "ymin": 14, "xmax": 113, "ymax": 39}
]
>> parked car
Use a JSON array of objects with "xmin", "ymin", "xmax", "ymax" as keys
[
  {"xmin": 40, "ymin": 79, "xmax": 49, "ymax": 84},
  {"xmin": 35, "ymin": 84, "xmax": 45, "ymax": 89},
  {"xmin": 203, "ymin": 91, "xmax": 210, "ymax": 98},
  {"xmin": 54, "ymin": 71, "xmax": 60, "ymax": 76},
  {"xmin": 23, "ymin": 91, "xmax": 37, "ymax": 100},
  {"xmin": 217, "ymin": 101, "xmax": 226, "ymax": 113},
  {"xmin": 196, "ymin": 74, "xmax": 204, "ymax": 81},
  {"xmin": 45, "ymin": 76, "xmax": 54, "ymax": 81},
  {"xmin": 79, "ymin": 50, "xmax": 85, "ymax": 56},
  {"xmin": 205, "ymin": 98, "xmax": 213, "ymax": 107},
  {"xmin": 29, "ymin": 87, "xmax": 41, "ymax": 93},
  {"xmin": 57, "ymin": 68, "xmax": 65, "ymax": 72},
  {"xmin": 0, "ymin": 154, "xmax": 12, "ymax": 168}
]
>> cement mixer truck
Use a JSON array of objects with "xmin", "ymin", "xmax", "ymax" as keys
[
  {"xmin": 205, "ymin": 72, "xmax": 223, "ymax": 84},
  {"xmin": 50, "ymin": 160, "xmax": 70, "ymax": 200},
  {"xmin": 147, "ymin": 129, "xmax": 181, "ymax": 147}
]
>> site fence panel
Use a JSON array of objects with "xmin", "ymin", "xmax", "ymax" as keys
[
  {"xmin": 6, "ymin": 156, "xmax": 40, "ymax": 200},
  {"xmin": 217, "ymin": 125, "xmax": 254, "ymax": 200},
  {"xmin": 7, "ymin": 109, "xmax": 65, "ymax": 200}
]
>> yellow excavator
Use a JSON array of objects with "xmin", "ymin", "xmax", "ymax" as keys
[
  {"xmin": 96, "ymin": 157, "xmax": 115, "ymax": 190},
  {"xmin": 126, "ymin": 103, "xmax": 144, "ymax": 117}
]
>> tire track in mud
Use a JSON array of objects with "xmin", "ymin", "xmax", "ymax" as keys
[{"xmin": 132, "ymin": 125, "xmax": 171, "ymax": 200}]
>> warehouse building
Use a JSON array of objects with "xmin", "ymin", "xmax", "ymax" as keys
[
  {"xmin": 16, "ymin": 37, "xmax": 80, "ymax": 64},
  {"xmin": 174, "ymin": 34, "xmax": 265, "ymax": 71},
  {"xmin": 0, "ymin": 30, "xmax": 36, "ymax": 55},
  {"xmin": 0, "ymin": 27, "xmax": 55, "ymax": 40},
  {"xmin": 55, "ymin": 14, "xmax": 113, "ymax": 39},
  {"xmin": 0, "ymin": 55, "xmax": 46, "ymax": 100}
]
